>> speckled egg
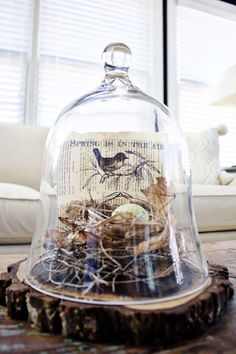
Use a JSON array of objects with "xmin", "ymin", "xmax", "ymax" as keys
[{"xmin": 112, "ymin": 203, "xmax": 149, "ymax": 222}]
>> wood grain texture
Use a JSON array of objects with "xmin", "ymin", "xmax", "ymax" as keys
[
  {"xmin": 24, "ymin": 264, "xmax": 233, "ymax": 346},
  {"xmin": 0, "ymin": 241, "xmax": 236, "ymax": 352},
  {"xmin": 0, "ymin": 307, "xmax": 144, "ymax": 354},
  {"xmin": 0, "ymin": 272, "xmax": 11, "ymax": 306}
]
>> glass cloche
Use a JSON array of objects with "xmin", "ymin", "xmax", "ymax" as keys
[{"xmin": 26, "ymin": 43, "xmax": 209, "ymax": 305}]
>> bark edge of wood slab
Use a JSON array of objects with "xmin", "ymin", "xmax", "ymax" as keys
[{"xmin": 0, "ymin": 260, "xmax": 234, "ymax": 346}]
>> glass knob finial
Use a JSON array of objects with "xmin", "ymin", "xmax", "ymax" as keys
[{"xmin": 102, "ymin": 42, "xmax": 132, "ymax": 72}]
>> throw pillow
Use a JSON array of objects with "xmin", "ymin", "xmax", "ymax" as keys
[
  {"xmin": 185, "ymin": 125, "xmax": 227, "ymax": 185},
  {"xmin": 218, "ymin": 170, "xmax": 234, "ymax": 185}
]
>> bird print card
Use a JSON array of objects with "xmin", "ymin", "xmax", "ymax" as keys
[{"xmin": 57, "ymin": 131, "xmax": 168, "ymax": 214}]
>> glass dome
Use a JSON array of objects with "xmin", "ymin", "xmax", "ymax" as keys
[{"xmin": 26, "ymin": 43, "xmax": 209, "ymax": 305}]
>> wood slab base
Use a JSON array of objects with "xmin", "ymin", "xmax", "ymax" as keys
[{"xmin": 0, "ymin": 260, "xmax": 234, "ymax": 346}]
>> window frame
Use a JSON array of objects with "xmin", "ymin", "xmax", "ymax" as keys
[{"xmin": 25, "ymin": 0, "xmax": 40, "ymax": 125}]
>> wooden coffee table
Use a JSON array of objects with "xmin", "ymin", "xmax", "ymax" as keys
[{"xmin": 0, "ymin": 240, "xmax": 236, "ymax": 353}]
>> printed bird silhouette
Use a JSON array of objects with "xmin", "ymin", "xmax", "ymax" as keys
[{"xmin": 93, "ymin": 148, "xmax": 129, "ymax": 173}]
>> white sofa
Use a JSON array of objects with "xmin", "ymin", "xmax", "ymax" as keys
[
  {"xmin": 186, "ymin": 125, "xmax": 236, "ymax": 241},
  {"xmin": 0, "ymin": 123, "xmax": 236, "ymax": 246},
  {"xmin": 0, "ymin": 123, "xmax": 49, "ymax": 244}
]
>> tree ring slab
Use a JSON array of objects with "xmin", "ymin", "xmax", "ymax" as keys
[{"xmin": 0, "ymin": 260, "xmax": 234, "ymax": 346}]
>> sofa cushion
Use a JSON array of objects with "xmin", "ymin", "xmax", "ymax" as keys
[
  {"xmin": 0, "ymin": 123, "xmax": 49, "ymax": 191},
  {"xmin": 0, "ymin": 183, "xmax": 40, "ymax": 244},
  {"xmin": 192, "ymin": 184, "xmax": 236, "ymax": 232}
]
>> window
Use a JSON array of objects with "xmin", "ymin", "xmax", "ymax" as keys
[
  {"xmin": 0, "ymin": 0, "xmax": 163, "ymax": 127},
  {"xmin": 0, "ymin": 1, "xmax": 33, "ymax": 123},
  {"xmin": 168, "ymin": 0, "xmax": 236, "ymax": 167}
]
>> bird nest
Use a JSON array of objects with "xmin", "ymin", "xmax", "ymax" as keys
[{"xmin": 31, "ymin": 177, "xmax": 189, "ymax": 299}]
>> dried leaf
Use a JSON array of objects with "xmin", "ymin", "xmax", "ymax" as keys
[{"xmin": 141, "ymin": 177, "xmax": 175, "ymax": 225}]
